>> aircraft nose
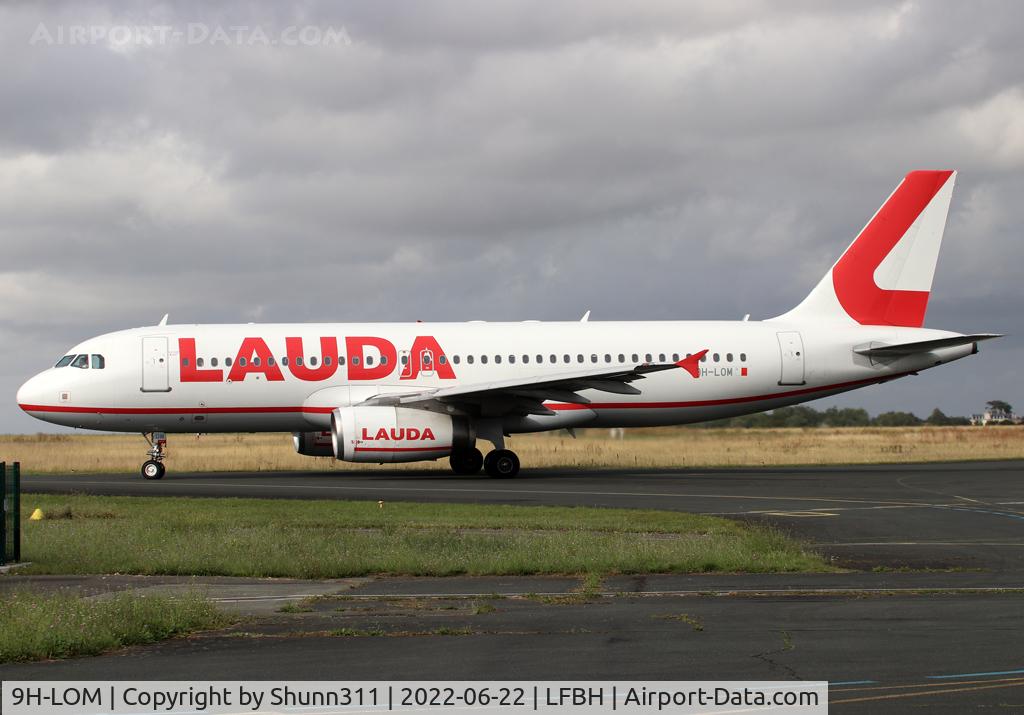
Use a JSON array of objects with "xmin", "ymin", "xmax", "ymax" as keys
[{"xmin": 17, "ymin": 373, "xmax": 46, "ymax": 411}]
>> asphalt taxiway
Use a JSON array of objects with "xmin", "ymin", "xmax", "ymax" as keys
[{"xmin": 8, "ymin": 461, "xmax": 1024, "ymax": 711}]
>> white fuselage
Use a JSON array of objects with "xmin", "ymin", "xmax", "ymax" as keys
[{"xmin": 17, "ymin": 320, "xmax": 974, "ymax": 435}]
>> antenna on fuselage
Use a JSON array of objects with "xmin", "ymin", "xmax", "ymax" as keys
[
  {"xmin": 580, "ymin": 310, "xmax": 591, "ymax": 322},
  {"xmin": 158, "ymin": 314, "xmax": 169, "ymax": 327}
]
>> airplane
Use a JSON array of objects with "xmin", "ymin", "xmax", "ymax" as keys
[{"xmin": 17, "ymin": 170, "xmax": 999, "ymax": 479}]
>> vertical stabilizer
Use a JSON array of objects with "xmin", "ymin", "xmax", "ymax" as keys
[{"xmin": 773, "ymin": 170, "xmax": 956, "ymax": 327}]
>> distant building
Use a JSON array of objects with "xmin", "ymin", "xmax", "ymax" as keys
[{"xmin": 970, "ymin": 407, "xmax": 1021, "ymax": 425}]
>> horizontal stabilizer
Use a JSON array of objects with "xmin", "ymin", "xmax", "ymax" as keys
[{"xmin": 854, "ymin": 334, "xmax": 1002, "ymax": 358}]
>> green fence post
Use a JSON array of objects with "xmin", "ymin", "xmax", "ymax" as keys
[
  {"xmin": 1, "ymin": 461, "xmax": 6, "ymax": 566},
  {"xmin": 13, "ymin": 462, "xmax": 20, "ymax": 563}
]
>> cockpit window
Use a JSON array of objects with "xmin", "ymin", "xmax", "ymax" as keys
[
  {"xmin": 55, "ymin": 355, "xmax": 75, "ymax": 368},
  {"xmin": 71, "ymin": 355, "xmax": 89, "ymax": 369},
  {"xmin": 91, "ymin": 354, "xmax": 105, "ymax": 369}
]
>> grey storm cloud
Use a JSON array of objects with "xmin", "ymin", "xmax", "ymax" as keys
[{"xmin": 2, "ymin": 0, "xmax": 1022, "ymax": 432}]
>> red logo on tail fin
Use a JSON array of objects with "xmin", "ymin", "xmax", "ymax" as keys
[{"xmin": 832, "ymin": 170, "xmax": 953, "ymax": 327}]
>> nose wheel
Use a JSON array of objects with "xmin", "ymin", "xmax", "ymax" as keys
[
  {"xmin": 141, "ymin": 459, "xmax": 165, "ymax": 480},
  {"xmin": 483, "ymin": 449, "xmax": 520, "ymax": 478},
  {"xmin": 141, "ymin": 432, "xmax": 167, "ymax": 480}
]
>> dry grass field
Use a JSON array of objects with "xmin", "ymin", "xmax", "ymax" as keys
[{"xmin": 1, "ymin": 426, "xmax": 1021, "ymax": 474}]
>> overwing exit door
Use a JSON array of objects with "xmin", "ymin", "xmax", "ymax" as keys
[
  {"xmin": 776, "ymin": 331, "xmax": 806, "ymax": 386},
  {"xmin": 141, "ymin": 337, "xmax": 171, "ymax": 392}
]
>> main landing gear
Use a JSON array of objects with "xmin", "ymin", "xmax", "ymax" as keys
[
  {"xmin": 483, "ymin": 449, "xmax": 520, "ymax": 478},
  {"xmin": 448, "ymin": 447, "xmax": 520, "ymax": 478},
  {"xmin": 141, "ymin": 432, "xmax": 167, "ymax": 480}
]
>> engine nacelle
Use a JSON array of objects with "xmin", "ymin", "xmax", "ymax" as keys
[
  {"xmin": 292, "ymin": 430, "xmax": 335, "ymax": 457},
  {"xmin": 331, "ymin": 406, "xmax": 473, "ymax": 463}
]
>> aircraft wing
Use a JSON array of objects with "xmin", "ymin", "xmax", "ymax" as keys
[
  {"xmin": 359, "ymin": 350, "xmax": 707, "ymax": 417},
  {"xmin": 854, "ymin": 334, "xmax": 1002, "ymax": 358}
]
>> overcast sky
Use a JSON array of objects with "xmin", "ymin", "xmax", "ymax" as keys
[{"xmin": 3, "ymin": 0, "xmax": 1022, "ymax": 433}]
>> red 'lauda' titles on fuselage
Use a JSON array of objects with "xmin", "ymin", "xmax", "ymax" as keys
[{"xmin": 178, "ymin": 336, "xmax": 456, "ymax": 383}]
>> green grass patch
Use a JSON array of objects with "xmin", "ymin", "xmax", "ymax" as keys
[
  {"xmin": 0, "ymin": 590, "xmax": 229, "ymax": 663},
  {"xmin": 18, "ymin": 494, "xmax": 830, "ymax": 577}
]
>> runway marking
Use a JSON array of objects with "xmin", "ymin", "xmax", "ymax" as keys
[
  {"xmin": 831, "ymin": 677, "xmax": 1024, "ymax": 705},
  {"xmin": 762, "ymin": 511, "xmax": 837, "ymax": 518},
  {"xmin": 928, "ymin": 668, "xmax": 1024, "ymax": 679},
  {"xmin": 830, "ymin": 680, "xmax": 878, "ymax": 686},
  {"xmin": 945, "ymin": 506, "xmax": 1024, "ymax": 522}
]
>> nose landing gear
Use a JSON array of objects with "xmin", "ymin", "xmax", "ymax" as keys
[{"xmin": 141, "ymin": 432, "xmax": 167, "ymax": 480}]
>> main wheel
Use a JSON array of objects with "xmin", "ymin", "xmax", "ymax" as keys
[
  {"xmin": 141, "ymin": 460, "xmax": 165, "ymax": 480},
  {"xmin": 449, "ymin": 447, "xmax": 484, "ymax": 475},
  {"xmin": 483, "ymin": 449, "xmax": 520, "ymax": 478}
]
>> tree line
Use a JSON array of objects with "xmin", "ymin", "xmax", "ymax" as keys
[{"xmin": 696, "ymin": 405, "xmax": 972, "ymax": 429}]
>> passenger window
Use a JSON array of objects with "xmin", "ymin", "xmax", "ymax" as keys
[
  {"xmin": 699, "ymin": 354, "xmax": 706, "ymax": 363},
  {"xmin": 309, "ymin": 356, "xmax": 318, "ymax": 366},
  {"xmin": 352, "ymin": 356, "xmax": 360, "ymax": 366},
  {"xmin": 90, "ymin": 354, "xmax": 105, "ymax": 369},
  {"xmin": 267, "ymin": 357, "xmax": 275, "ymax": 367},
  {"xmin": 211, "ymin": 357, "xmax": 218, "ymax": 367},
  {"xmin": 366, "ymin": 356, "xmax": 374, "ymax": 366},
  {"xmin": 180, "ymin": 357, "xmax": 189, "ymax": 368},
  {"xmin": 481, "ymin": 355, "xmax": 488, "ymax": 364},
  {"xmin": 495, "ymin": 355, "xmax": 502, "ymax": 364},
  {"xmin": 324, "ymin": 356, "xmax": 332, "ymax": 366},
  {"xmin": 673, "ymin": 353, "xmax": 680, "ymax": 362},
  {"xmin": 617, "ymin": 354, "xmax": 624, "ymax": 363},
  {"xmin": 713, "ymin": 353, "xmax": 720, "ymax": 362},
  {"xmin": 631, "ymin": 353, "xmax": 638, "ymax": 362},
  {"xmin": 468, "ymin": 355, "xmax": 475, "ymax": 364},
  {"xmin": 253, "ymin": 357, "xmax": 261, "ymax": 367},
  {"xmin": 536, "ymin": 354, "xmax": 543, "ymax": 363},
  {"xmin": 281, "ymin": 356, "xmax": 289, "ymax": 366},
  {"xmin": 239, "ymin": 357, "xmax": 247, "ymax": 367},
  {"xmin": 726, "ymin": 353, "xmax": 733, "ymax": 362},
  {"xmin": 740, "ymin": 353, "xmax": 747, "ymax": 362},
  {"xmin": 659, "ymin": 353, "xmax": 666, "ymax": 362},
  {"xmin": 338, "ymin": 356, "xmax": 345, "ymax": 365},
  {"xmin": 453, "ymin": 355, "xmax": 461, "ymax": 365},
  {"xmin": 197, "ymin": 358, "xmax": 205, "ymax": 367},
  {"xmin": 381, "ymin": 355, "xmax": 389, "ymax": 365},
  {"xmin": 438, "ymin": 355, "xmax": 445, "ymax": 365},
  {"xmin": 604, "ymin": 354, "xmax": 611, "ymax": 363},
  {"xmin": 225, "ymin": 357, "xmax": 233, "ymax": 367},
  {"xmin": 550, "ymin": 355, "xmax": 556, "ymax": 363},
  {"xmin": 591, "ymin": 354, "xmax": 598, "ymax": 363},
  {"xmin": 577, "ymin": 354, "xmax": 584, "ymax": 363},
  {"xmin": 564, "ymin": 354, "xmax": 570, "ymax": 363},
  {"xmin": 400, "ymin": 354, "xmax": 408, "ymax": 365},
  {"xmin": 55, "ymin": 355, "xmax": 75, "ymax": 368},
  {"xmin": 645, "ymin": 353, "xmax": 652, "ymax": 362},
  {"xmin": 509, "ymin": 355, "xmax": 516, "ymax": 364},
  {"xmin": 295, "ymin": 357, "xmax": 303, "ymax": 366}
]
